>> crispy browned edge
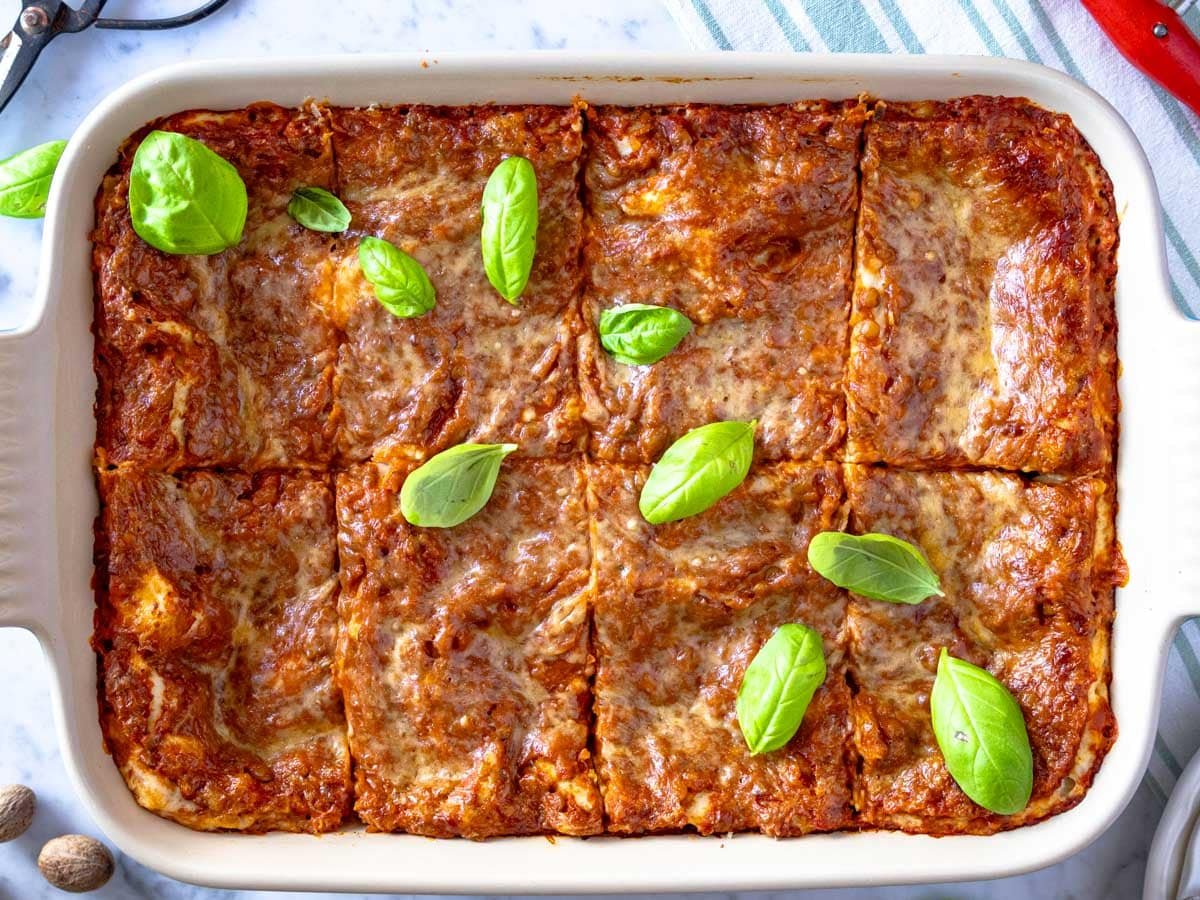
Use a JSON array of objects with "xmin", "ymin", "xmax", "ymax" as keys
[
  {"xmin": 90, "ymin": 94, "xmax": 1123, "ymax": 838},
  {"xmin": 844, "ymin": 98, "xmax": 1122, "ymax": 837},
  {"xmin": 91, "ymin": 469, "xmax": 352, "ymax": 834}
]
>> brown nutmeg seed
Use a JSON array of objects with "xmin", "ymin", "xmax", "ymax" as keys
[
  {"xmin": 0, "ymin": 784, "xmax": 35, "ymax": 841},
  {"xmin": 38, "ymin": 834, "xmax": 114, "ymax": 893}
]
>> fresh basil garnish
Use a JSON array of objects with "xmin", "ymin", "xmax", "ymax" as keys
[
  {"xmin": 359, "ymin": 236, "xmax": 437, "ymax": 318},
  {"xmin": 399, "ymin": 442, "xmax": 518, "ymax": 528},
  {"xmin": 128, "ymin": 130, "xmax": 248, "ymax": 255},
  {"xmin": 0, "ymin": 140, "xmax": 67, "ymax": 218},
  {"xmin": 930, "ymin": 649, "xmax": 1033, "ymax": 815},
  {"xmin": 480, "ymin": 155, "xmax": 538, "ymax": 303},
  {"xmin": 287, "ymin": 186, "xmax": 351, "ymax": 232},
  {"xmin": 807, "ymin": 532, "xmax": 943, "ymax": 604},
  {"xmin": 598, "ymin": 303, "xmax": 693, "ymax": 366},
  {"xmin": 638, "ymin": 420, "xmax": 756, "ymax": 525},
  {"xmin": 736, "ymin": 623, "xmax": 827, "ymax": 755}
]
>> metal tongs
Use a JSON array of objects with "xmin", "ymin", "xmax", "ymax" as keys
[{"xmin": 0, "ymin": 0, "xmax": 231, "ymax": 117}]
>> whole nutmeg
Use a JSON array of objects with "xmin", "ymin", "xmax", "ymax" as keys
[
  {"xmin": 0, "ymin": 784, "xmax": 35, "ymax": 841},
  {"xmin": 38, "ymin": 835, "xmax": 114, "ymax": 893}
]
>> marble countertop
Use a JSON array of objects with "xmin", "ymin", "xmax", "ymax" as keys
[{"xmin": 0, "ymin": 1, "xmax": 1169, "ymax": 897}]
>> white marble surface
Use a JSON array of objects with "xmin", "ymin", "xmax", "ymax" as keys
[{"xmin": 0, "ymin": 1, "xmax": 1170, "ymax": 897}]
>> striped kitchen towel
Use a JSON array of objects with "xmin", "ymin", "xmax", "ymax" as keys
[{"xmin": 663, "ymin": 0, "xmax": 1200, "ymax": 804}]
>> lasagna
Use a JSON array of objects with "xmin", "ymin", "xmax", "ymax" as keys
[
  {"xmin": 329, "ymin": 105, "xmax": 585, "ymax": 462},
  {"xmin": 579, "ymin": 103, "xmax": 863, "ymax": 464},
  {"xmin": 845, "ymin": 98, "xmax": 1118, "ymax": 474},
  {"xmin": 93, "ymin": 96, "xmax": 1121, "ymax": 837},
  {"xmin": 335, "ymin": 458, "xmax": 600, "ymax": 837},
  {"xmin": 589, "ymin": 462, "xmax": 853, "ymax": 835},
  {"xmin": 93, "ymin": 105, "xmax": 339, "ymax": 471},
  {"xmin": 93, "ymin": 468, "xmax": 349, "ymax": 833},
  {"xmin": 845, "ymin": 466, "xmax": 1115, "ymax": 833}
]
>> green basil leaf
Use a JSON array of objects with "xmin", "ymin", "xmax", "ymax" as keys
[
  {"xmin": 736, "ymin": 623, "xmax": 827, "ymax": 755},
  {"xmin": 0, "ymin": 140, "xmax": 67, "ymax": 218},
  {"xmin": 930, "ymin": 649, "xmax": 1033, "ymax": 815},
  {"xmin": 638, "ymin": 420, "xmax": 756, "ymax": 524},
  {"xmin": 359, "ymin": 236, "xmax": 437, "ymax": 318},
  {"xmin": 400, "ymin": 443, "xmax": 518, "ymax": 528},
  {"xmin": 598, "ymin": 303, "xmax": 694, "ymax": 366},
  {"xmin": 128, "ymin": 130, "xmax": 248, "ymax": 255},
  {"xmin": 480, "ymin": 155, "xmax": 538, "ymax": 303},
  {"xmin": 287, "ymin": 185, "xmax": 351, "ymax": 232},
  {"xmin": 807, "ymin": 532, "xmax": 943, "ymax": 604}
]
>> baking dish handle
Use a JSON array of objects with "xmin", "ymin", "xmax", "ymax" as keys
[
  {"xmin": 1161, "ymin": 312, "xmax": 1200, "ymax": 628},
  {"xmin": 0, "ymin": 320, "xmax": 57, "ymax": 633}
]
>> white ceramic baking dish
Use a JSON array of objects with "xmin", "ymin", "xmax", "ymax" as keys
[{"xmin": 1, "ymin": 52, "xmax": 1195, "ymax": 893}]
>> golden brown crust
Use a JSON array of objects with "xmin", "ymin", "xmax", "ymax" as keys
[
  {"xmin": 93, "ymin": 104, "xmax": 339, "ymax": 470},
  {"xmin": 589, "ymin": 462, "xmax": 853, "ymax": 835},
  {"xmin": 846, "ymin": 96, "xmax": 1118, "ymax": 475},
  {"xmin": 329, "ymin": 105, "xmax": 586, "ymax": 462},
  {"xmin": 334, "ymin": 458, "xmax": 601, "ymax": 837},
  {"xmin": 94, "ymin": 468, "xmax": 350, "ymax": 833},
  {"xmin": 580, "ymin": 103, "xmax": 864, "ymax": 463},
  {"xmin": 844, "ymin": 466, "xmax": 1117, "ymax": 834},
  {"xmin": 91, "ymin": 96, "xmax": 1122, "ymax": 839}
]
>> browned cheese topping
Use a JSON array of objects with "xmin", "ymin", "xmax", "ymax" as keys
[
  {"xmin": 330, "ymin": 105, "xmax": 585, "ymax": 462},
  {"xmin": 581, "ymin": 103, "xmax": 864, "ymax": 463},
  {"xmin": 845, "ymin": 466, "xmax": 1117, "ymax": 834},
  {"xmin": 94, "ymin": 104, "xmax": 339, "ymax": 470},
  {"xmin": 92, "ymin": 96, "xmax": 1121, "ymax": 838},
  {"xmin": 93, "ymin": 469, "xmax": 349, "ymax": 832},
  {"xmin": 591, "ymin": 462, "xmax": 852, "ymax": 835},
  {"xmin": 846, "ymin": 98, "xmax": 1118, "ymax": 474},
  {"xmin": 336, "ymin": 459, "xmax": 600, "ymax": 837}
]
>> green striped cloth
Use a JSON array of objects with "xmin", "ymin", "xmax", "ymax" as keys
[{"xmin": 663, "ymin": 0, "xmax": 1200, "ymax": 805}]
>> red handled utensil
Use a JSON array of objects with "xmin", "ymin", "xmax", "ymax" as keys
[{"xmin": 1083, "ymin": 0, "xmax": 1200, "ymax": 116}]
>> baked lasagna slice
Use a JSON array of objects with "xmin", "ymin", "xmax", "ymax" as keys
[
  {"xmin": 579, "ymin": 102, "xmax": 865, "ymax": 464},
  {"xmin": 589, "ymin": 462, "xmax": 853, "ymax": 835},
  {"xmin": 844, "ymin": 466, "xmax": 1117, "ymax": 833},
  {"xmin": 94, "ymin": 469, "xmax": 350, "ymax": 833},
  {"xmin": 335, "ymin": 458, "xmax": 601, "ymax": 837},
  {"xmin": 93, "ymin": 103, "xmax": 339, "ymax": 470},
  {"xmin": 845, "ymin": 97, "xmax": 1118, "ymax": 475},
  {"xmin": 329, "ymin": 105, "xmax": 585, "ymax": 463}
]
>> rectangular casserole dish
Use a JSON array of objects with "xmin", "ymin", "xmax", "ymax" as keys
[{"xmin": 3, "ymin": 52, "xmax": 1197, "ymax": 892}]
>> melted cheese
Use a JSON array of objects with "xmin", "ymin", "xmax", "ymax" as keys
[
  {"xmin": 131, "ymin": 570, "xmax": 177, "ymax": 632},
  {"xmin": 846, "ymin": 99, "xmax": 1116, "ymax": 475},
  {"xmin": 582, "ymin": 104, "xmax": 860, "ymax": 463},
  {"xmin": 168, "ymin": 377, "xmax": 192, "ymax": 451},
  {"xmin": 846, "ymin": 466, "xmax": 1113, "ymax": 833},
  {"xmin": 336, "ymin": 459, "xmax": 601, "ymax": 837},
  {"xmin": 331, "ymin": 104, "xmax": 585, "ymax": 463},
  {"xmin": 93, "ymin": 104, "xmax": 338, "ymax": 470},
  {"xmin": 122, "ymin": 761, "xmax": 198, "ymax": 817},
  {"xmin": 146, "ymin": 669, "xmax": 165, "ymax": 733},
  {"xmin": 97, "ymin": 468, "xmax": 350, "ymax": 834},
  {"xmin": 590, "ymin": 462, "xmax": 853, "ymax": 836}
]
